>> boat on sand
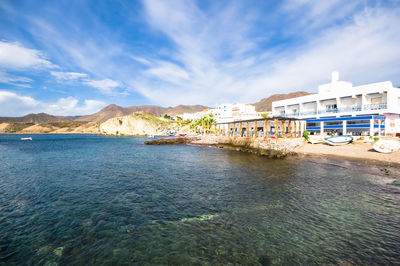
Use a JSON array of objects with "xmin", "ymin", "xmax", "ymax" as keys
[
  {"xmin": 324, "ymin": 135, "xmax": 353, "ymax": 146},
  {"xmin": 373, "ymin": 140, "xmax": 400, "ymax": 153}
]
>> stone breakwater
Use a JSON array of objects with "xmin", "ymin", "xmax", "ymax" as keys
[{"xmin": 145, "ymin": 136, "xmax": 304, "ymax": 158}]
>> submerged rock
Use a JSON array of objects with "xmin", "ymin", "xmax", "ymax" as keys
[
  {"xmin": 53, "ymin": 246, "xmax": 64, "ymax": 257},
  {"xmin": 37, "ymin": 245, "xmax": 53, "ymax": 256},
  {"xmin": 259, "ymin": 255, "xmax": 272, "ymax": 266},
  {"xmin": 179, "ymin": 214, "xmax": 218, "ymax": 222}
]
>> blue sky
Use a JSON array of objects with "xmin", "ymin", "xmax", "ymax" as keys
[{"xmin": 0, "ymin": 0, "xmax": 400, "ymax": 116}]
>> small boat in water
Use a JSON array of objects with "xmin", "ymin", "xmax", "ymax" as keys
[
  {"xmin": 21, "ymin": 137, "xmax": 32, "ymax": 141},
  {"xmin": 324, "ymin": 135, "xmax": 353, "ymax": 146},
  {"xmin": 373, "ymin": 140, "xmax": 400, "ymax": 153}
]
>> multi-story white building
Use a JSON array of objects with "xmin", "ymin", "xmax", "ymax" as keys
[
  {"xmin": 180, "ymin": 103, "xmax": 261, "ymax": 123},
  {"xmin": 214, "ymin": 103, "xmax": 260, "ymax": 123},
  {"xmin": 272, "ymin": 72, "xmax": 400, "ymax": 135}
]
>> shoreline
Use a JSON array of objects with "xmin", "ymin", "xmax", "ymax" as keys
[
  {"xmin": 295, "ymin": 142, "xmax": 400, "ymax": 167},
  {"xmin": 145, "ymin": 135, "xmax": 400, "ymax": 167},
  {"xmin": 3, "ymin": 133, "xmax": 400, "ymax": 167}
]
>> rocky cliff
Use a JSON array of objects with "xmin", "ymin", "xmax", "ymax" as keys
[{"xmin": 99, "ymin": 112, "xmax": 173, "ymax": 136}]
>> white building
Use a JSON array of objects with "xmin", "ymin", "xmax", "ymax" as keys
[
  {"xmin": 180, "ymin": 103, "xmax": 261, "ymax": 123},
  {"xmin": 272, "ymin": 72, "xmax": 400, "ymax": 135},
  {"xmin": 214, "ymin": 103, "xmax": 260, "ymax": 123}
]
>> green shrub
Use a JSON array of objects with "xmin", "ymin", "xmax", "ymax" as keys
[{"xmin": 303, "ymin": 130, "xmax": 310, "ymax": 141}]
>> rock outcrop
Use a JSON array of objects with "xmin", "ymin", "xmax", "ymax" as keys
[
  {"xmin": 144, "ymin": 137, "xmax": 191, "ymax": 145},
  {"xmin": 145, "ymin": 135, "xmax": 304, "ymax": 158},
  {"xmin": 100, "ymin": 112, "xmax": 173, "ymax": 136}
]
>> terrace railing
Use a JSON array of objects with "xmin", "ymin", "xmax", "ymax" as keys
[
  {"xmin": 363, "ymin": 103, "xmax": 387, "ymax": 110},
  {"xmin": 273, "ymin": 103, "xmax": 387, "ymax": 118}
]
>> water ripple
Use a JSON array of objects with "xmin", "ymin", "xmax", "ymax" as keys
[{"xmin": 0, "ymin": 134, "xmax": 399, "ymax": 265}]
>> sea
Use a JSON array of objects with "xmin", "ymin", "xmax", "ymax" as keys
[{"xmin": 0, "ymin": 134, "xmax": 399, "ymax": 265}]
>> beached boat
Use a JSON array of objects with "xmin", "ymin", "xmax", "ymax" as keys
[
  {"xmin": 324, "ymin": 135, "xmax": 353, "ymax": 146},
  {"xmin": 178, "ymin": 133, "xmax": 187, "ymax": 137},
  {"xmin": 21, "ymin": 137, "xmax": 32, "ymax": 141},
  {"xmin": 373, "ymin": 140, "xmax": 400, "ymax": 153}
]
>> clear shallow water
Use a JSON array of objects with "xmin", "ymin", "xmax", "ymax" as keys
[{"xmin": 0, "ymin": 134, "xmax": 399, "ymax": 265}]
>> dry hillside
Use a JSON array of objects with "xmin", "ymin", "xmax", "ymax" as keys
[
  {"xmin": 77, "ymin": 104, "xmax": 208, "ymax": 122},
  {"xmin": 0, "ymin": 113, "xmax": 78, "ymax": 123},
  {"xmin": 253, "ymin": 92, "xmax": 312, "ymax": 112},
  {"xmin": 0, "ymin": 121, "xmax": 99, "ymax": 134}
]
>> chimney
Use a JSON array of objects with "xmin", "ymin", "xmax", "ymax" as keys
[{"xmin": 331, "ymin": 71, "xmax": 339, "ymax": 83}]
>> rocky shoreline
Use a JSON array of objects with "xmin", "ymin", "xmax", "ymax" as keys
[
  {"xmin": 145, "ymin": 135, "xmax": 303, "ymax": 158},
  {"xmin": 144, "ymin": 135, "xmax": 400, "ymax": 167}
]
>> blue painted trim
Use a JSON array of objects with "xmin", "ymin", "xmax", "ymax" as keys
[
  {"xmin": 306, "ymin": 115, "xmax": 385, "ymax": 123},
  {"xmin": 374, "ymin": 125, "xmax": 385, "ymax": 129},
  {"xmin": 306, "ymin": 124, "xmax": 385, "ymax": 130},
  {"xmin": 347, "ymin": 124, "xmax": 370, "ymax": 128}
]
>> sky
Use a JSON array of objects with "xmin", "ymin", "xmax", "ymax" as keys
[{"xmin": 0, "ymin": 0, "xmax": 400, "ymax": 116}]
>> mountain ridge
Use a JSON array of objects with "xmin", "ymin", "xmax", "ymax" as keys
[
  {"xmin": 0, "ymin": 91, "xmax": 311, "ymax": 123},
  {"xmin": 75, "ymin": 104, "xmax": 209, "ymax": 122},
  {"xmin": 253, "ymin": 91, "xmax": 313, "ymax": 112},
  {"xmin": 0, "ymin": 113, "xmax": 79, "ymax": 123}
]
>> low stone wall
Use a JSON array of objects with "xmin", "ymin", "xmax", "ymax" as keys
[
  {"xmin": 145, "ymin": 135, "xmax": 304, "ymax": 158},
  {"xmin": 214, "ymin": 136, "xmax": 303, "ymax": 158}
]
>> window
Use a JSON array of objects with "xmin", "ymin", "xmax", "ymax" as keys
[
  {"xmin": 371, "ymin": 97, "xmax": 382, "ymax": 104},
  {"xmin": 325, "ymin": 121, "xmax": 342, "ymax": 126},
  {"xmin": 326, "ymin": 104, "xmax": 338, "ymax": 112}
]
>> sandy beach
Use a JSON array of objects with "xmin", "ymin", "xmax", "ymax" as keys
[{"xmin": 295, "ymin": 141, "xmax": 400, "ymax": 166}]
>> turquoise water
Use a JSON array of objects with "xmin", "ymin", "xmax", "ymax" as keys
[{"xmin": 0, "ymin": 134, "xmax": 399, "ymax": 265}]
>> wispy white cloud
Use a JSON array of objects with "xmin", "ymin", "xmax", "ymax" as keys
[
  {"xmin": 46, "ymin": 96, "xmax": 105, "ymax": 116},
  {"xmin": 145, "ymin": 61, "xmax": 189, "ymax": 84},
  {"xmin": 50, "ymin": 71, "xmax": 88, "ymax": 81},
  {"xmin": 0, "ymin": 71, "xmax": 33, "ymax": 88},
  {"xmin": 2, "ymin": 0, "xmax": 399, "ymax": 109},
  {"xmin": 132, "ymin": 0, "xmax": 400, "ymax": 105},
  {"xmin": 84, "ymin": 78, "xmax": 121, "ymax": 95},
  {"xmin": 0, "ymin": 41, "xmax": 56, "ymax": 70},
  {"xmin": 0, "ymin": 90, "xmax": 40, "ymax": 116},
  {"xmin": 0, "ymin": 90, "xmax": 105, "ymax": 116}
]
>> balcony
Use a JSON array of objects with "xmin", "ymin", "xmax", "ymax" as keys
[
  {"xmin": 272, "ymin": 103, "xmax": 387, "ymax": 118},
  {"xmin": 364, "ymin": 103, "xmax": 387, "ymax": 110}
]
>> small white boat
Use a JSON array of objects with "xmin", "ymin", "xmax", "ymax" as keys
[
  {"xmin": 324, "ymin": 135, "xmax": 353, "ymax": 146},
  {"xmin": 21, "ymin": 137, "xmax": 32, "ymax": 141},
  {"xmin": 373, "ymin": 140, "xmax": 400, "ymax": 153}
]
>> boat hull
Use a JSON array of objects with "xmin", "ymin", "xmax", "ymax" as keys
[
  {"xmin": 373, "ymin": 140, "xmax": 400, "ymax": 153},
  {"xmin": 324, "ymin": 135, "xmax": 353, "ymax": 146}
]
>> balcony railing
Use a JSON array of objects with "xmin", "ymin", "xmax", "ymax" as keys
[
  {"xmin": 273, "ymin": 103, "xmax": 387, "ymax": 118},
  {"xmin": 363, "ymin": 103, "xmax": 387, "ymax": 110}
]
